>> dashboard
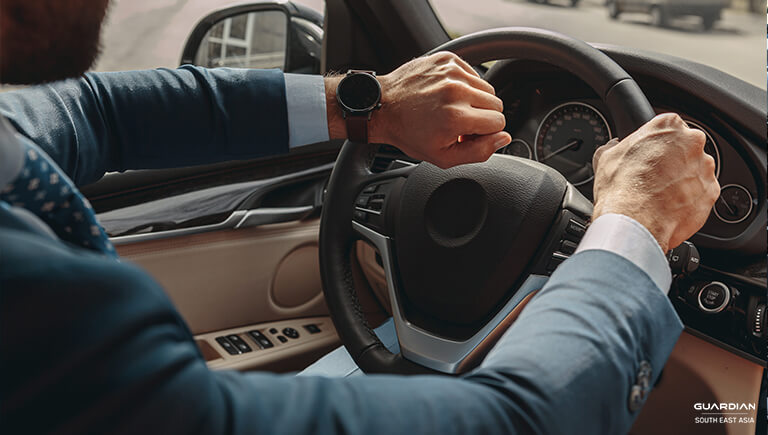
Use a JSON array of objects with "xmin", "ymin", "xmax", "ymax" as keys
[
  {"xmin": 367, "ymin": 47, "xmax": 766, "ymax": 363},
  {"xmin": 490, "ymin": 68, "xmax": 761, "ymax": 244},
  {"xmin": 483, "ymin": 49, "xmax": 766, "ymax": 364}
]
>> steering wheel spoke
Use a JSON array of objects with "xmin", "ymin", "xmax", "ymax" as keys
[
  {"xmin": 392, "ymin": 272, "xmax": 551, "ymax": 373},
  {"xmin": 524, "ymin": 184, "xmax": 593, "ymax": 276},
  {"xmin": 352, "ymin": 164, "xmax": 414, "ymax": 238}
]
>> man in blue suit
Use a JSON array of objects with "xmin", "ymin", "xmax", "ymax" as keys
[{"xmin": 0, "ymin": 1, "xmax": 720, "ymax": 434}]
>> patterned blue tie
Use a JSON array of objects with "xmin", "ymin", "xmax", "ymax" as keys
[{"xmin": 0, "ymin": 137, "xmax": 116, "ymax": 258}]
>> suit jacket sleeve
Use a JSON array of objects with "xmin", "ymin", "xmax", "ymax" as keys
[
  {"xmin": 0, "ymin": 66, "xmax": 289, "ymax": 186},
  {"xmin": 1, "ymin": 228, "xmax": 683, "ymax": 435}
]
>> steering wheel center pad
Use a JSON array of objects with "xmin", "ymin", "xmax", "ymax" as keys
[{"xmin": 395, "ymin": 157, "xmax": 566, "ymax": 340}]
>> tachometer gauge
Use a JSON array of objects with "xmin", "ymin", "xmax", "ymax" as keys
[
  {"xmin": 714, "ymin": 184, "xmax": 754, "ymax": 224},
  {"xmin": 535, "ymin": 102, "xmax": 612, "ymax": 186},
  {"xmin": 685, "ymin": 120, "xmax": 721, "ymax": 179},
  {"xmin": 499, "ymin": 139, "xmax": 532, "ymax": 159}
]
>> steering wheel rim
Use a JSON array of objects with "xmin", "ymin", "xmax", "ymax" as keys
[{"xmin": 319, "ymin": 27, "xmax": 655, "ymax": 375}]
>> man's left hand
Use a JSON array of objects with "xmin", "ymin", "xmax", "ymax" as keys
[{"xmin": 326, "ymin": 52, "xmax": 511, "ymax": 169}]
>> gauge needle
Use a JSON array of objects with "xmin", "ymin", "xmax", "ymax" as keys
[
  {"xmin": 718, "ymin": 196, "xmax": 735, "ymax": 215},
  {"xmin": 541, "ymin": 139, "xmax": 582, "ymax": 162}
]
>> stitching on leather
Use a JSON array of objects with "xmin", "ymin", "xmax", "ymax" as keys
[{"xmin": 342, "ymin": 249, "xmax": 381, "ymax": 346}]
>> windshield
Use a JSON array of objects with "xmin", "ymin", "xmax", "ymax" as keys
[{"xmin": 430, "ymin": 0, "xmax": 766, "ymax": 88}]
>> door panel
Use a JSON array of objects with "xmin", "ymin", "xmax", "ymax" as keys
[
  {"xmin": 117, "ymin": 219, "xmax": 328, "ymax": 335},
  {"xmin": 103, "ymin": 161, "xmax": 348, "ymax": 372},
  {"xmin": 630, "ymin": 332, "xmax": 763, "ymax": 435}
]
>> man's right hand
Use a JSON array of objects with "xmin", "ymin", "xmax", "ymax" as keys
[{"xmin": 592, "ymin": 113, "xmax": 720, "ymax": 253}]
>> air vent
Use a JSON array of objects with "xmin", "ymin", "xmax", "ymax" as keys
[{"xmin": 370, "ymin": 145, "xmax": 416, "ymax": 172}]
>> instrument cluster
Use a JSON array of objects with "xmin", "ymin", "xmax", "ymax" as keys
[{"xmin": 495, "ymin": 81, "xmax": 759, "ymax": 239}]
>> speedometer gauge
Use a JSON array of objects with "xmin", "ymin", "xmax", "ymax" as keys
[
  {"xmin": 714, "ymin": 184, "xmax": 753, "ymax": 224},
  {"xmin": 535, "ymin": 102, "xmax": 612, "ymax": 186}
]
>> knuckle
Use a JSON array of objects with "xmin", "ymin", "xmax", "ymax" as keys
[
  {"xmin": 434, "ymin": 51, "xmax": 457, "ymax": 63},
  {"xmin": 667, "ymin": 112, "xmax": 684, "ymax": 124},
  {"xmin": 712, "ymin": 180, "xmax": 721, "ymax": 197},
  {"xmin": 486, "ymin": 95, "xmax": 504, "ymax": 113},
  {"xmin": 649, "ymin": 113, "xmax": 667, "ymax": 125},
  {"xmin": 442, "ymin": 81, "xmax": 466, "ymax": 99},
  {"xmin": 593, "ymin": 148, "xmax": 605, "ymax": 166},
  {"xmin": 689, "ymin": 129, "xmax": 706, "ymax": 146},
  {"xmin": 708, "ymin": 182, "xmax": 720, "ymax": 203},
  {"xmin": 435, "ymin": 64, "xmax": 452, "ymax": 76},
  {"xmin": 492, "ymin": 112, "xmax": 506, "ymax": 130},
  {"xmin": 446, "ymin": 61, "xmax": 464, "ymax": 76},
  {"xmin": 490, "ymin": 95, "xmax": 504, "ymax": 111},
  {"xmin": 602, "ymin": 143, "xmax": 619, "ymax": 160},
  {"xmin": 704, "ymin": 154, "xmax": 716, "ymax": 172},
  {"xmin": 653, "ymin": 112, "xmax": 682, "ymax": 126}
]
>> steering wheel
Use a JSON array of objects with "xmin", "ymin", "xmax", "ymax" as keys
[{"xmin": 319, "ymin": 28, "xmax": 656, "ymax": 375}]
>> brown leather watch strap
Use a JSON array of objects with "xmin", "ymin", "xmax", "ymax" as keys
[{"xmin": 346, "ymin": 114, "xmax": 369, "ymax": 143}]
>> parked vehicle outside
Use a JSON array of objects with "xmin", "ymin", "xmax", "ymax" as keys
[
  {"xmin": 607, "ymin": 0, "xmax": 731, "ymax": 29},
  {"xmin": 527, "ymin": 0, "xmax": 581, "ymax": 7}
]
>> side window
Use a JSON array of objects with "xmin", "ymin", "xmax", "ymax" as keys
[{"xmin": 83, "ymin": 2, "xmax": 329, "ymax": 232}]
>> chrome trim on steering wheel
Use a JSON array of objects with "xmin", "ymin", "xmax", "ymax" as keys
[{"xmin": 354, "ymin": 221, "xmax": 549, "ymax": 374}]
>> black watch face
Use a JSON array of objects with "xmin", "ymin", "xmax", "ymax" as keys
[{"xmin": 337, "ymin": 73, "xmax": 381, "ymax": 112}]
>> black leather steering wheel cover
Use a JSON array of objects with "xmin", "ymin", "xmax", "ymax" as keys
[
  {"xmin": 319, "ymin": 141, "xmax": 434, "ymax": 374},
  {"xmin": 320, "ymin": 28, "xmax": 655, "ymax": 375}
]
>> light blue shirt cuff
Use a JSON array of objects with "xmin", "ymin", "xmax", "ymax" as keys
[
  {"xmin": 575, "ymin": 213, "xmax": 672, "ymax": 294},
  {"xmin": 284, "ymin": 73, "xmax": 329, "ymax": 148}
]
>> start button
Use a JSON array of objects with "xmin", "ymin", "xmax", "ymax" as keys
[{"xmin": 697, "ymin": 282, "xmax": 730, "ymax": 314}]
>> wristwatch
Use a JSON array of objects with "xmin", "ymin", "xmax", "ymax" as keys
[{"xmin": 336, "ymin": 70, "xmax": 382, "ymax": 143}]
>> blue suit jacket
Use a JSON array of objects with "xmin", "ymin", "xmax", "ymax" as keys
[{"xmin": 0, "ymin": 67, "xmax": 683, "ymax": 434}]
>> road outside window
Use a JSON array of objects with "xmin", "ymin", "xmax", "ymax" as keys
[{"xmin": 430, "ymin": 0, "xmax": 766, "ymax": 88}]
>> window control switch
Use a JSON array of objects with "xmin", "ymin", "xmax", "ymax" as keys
[
  {"xmin": 215, "ymin": 336, "xmax": 240, "ymax": 355},
  {"xmin": 248, "ymin": 330, "xmax": 274, "ymax": 349},
  {"xmin": 303, "ymin": 324, "xmax": 321, "ymax": 334},
  {"xmin": 226, "ymin": 334, "xmax": 252, "ymax": 353}
]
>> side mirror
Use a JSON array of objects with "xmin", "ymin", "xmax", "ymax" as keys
[{"xmin": 180, "ymin": 2, "xmax": 323, "ymax": 74}]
